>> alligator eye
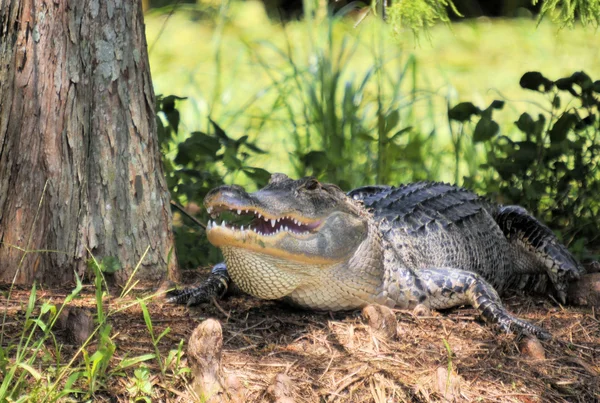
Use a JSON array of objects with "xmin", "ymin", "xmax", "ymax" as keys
[{"xmin": 305, "ymin": 178, "xmax": 320, "ymax": 190}]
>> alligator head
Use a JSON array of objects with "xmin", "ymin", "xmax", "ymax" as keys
[{"xmin": 204, "ymin": 173, "xmax": 375, "ymax": 304}]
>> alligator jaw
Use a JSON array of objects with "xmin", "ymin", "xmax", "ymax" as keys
[
  {"xmin": 205, "ymin": 204, "xmax": 340, "ymax": 265},
  {"xmin": 205, "ymin": 203, "xmax": 323, "ymax": 237},
  {"xmin": 203, "ymin": 176, "xmax": 369, "ymax": 267}
]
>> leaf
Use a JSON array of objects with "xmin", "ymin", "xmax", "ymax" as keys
[
  {"xmin": 533, "ymin": 114, "xmax": 547, "ymax": 138},
  {"xmin": 549, "ymin": 113, "xmax": 576, "ymax": 144},
  {"xmin": 490, "ymin": 100, "xmax": 505, "ymax": 109},
  {"xmin": 555, "ymin": 76, "xmax": 576, "ymax": 95},
  {"xmin": 156, "ymin": 327, "xmax": 171, "ymax": 344},
  {"xmin": 575, "ymin": 114, "xmax": 596, "ymax": 131},
  {"xmin": 389, "ymin": 126, "xmax": 413, "ymax": 142},
  {"xmin": 100, "ymin": 256, "xmax": 121, "ymax": 274},
  {"xmin": 235, "ymin": 135, "xmax": 249, "ymax": 146},
  {"xmin": 161, "ymin": 95, "xmax": 187, "ymax": 113},
  {"xmin": 243, "ymin": 168, "xmax": 271, "ymax": 187},
  {"xmin": 448, "ymin": 102, "xmax": 481, "ymax": 122},
  {"xmin": 222, "ymin": 147, "xmax": 242, "ymax": 170},
  {"xmin": 552, "ymin": 96, "xmax": 561, "ymax": 109},
  {"xmin": 513, "ymin": 141, "xmax": 538, "ymax": 167},
  {"xmin": 593, "ymin": 80, "xmax": 600, "ymax": 93},
  {"xmin": 164, "ymin": 109, "xmax": 180, "ymax": 134},
  {"xmin": 473, "ymin": 118, "xmax": 499, "ymax": 142},
  {"xmin": 515, "ymin": 113, "xmax": 535, "ymax": 135},
  {"xmin": 243, "ymin": 141, "xmax": 267, "ymax": 154},
  {"xmin": 116, "ymin": 354, "xmax": 156, "ymax": 371},
  {"xmin": 492, "ymin": 161, "xmax": 520, "ymax": 180},
  {"xmin": 26, "ymin": 283, "xmax": 37, "ymax": 320},
  {"xmin": 571, "ymin": 71, "xmax": 593, "ymax": 91},
  {"xmin": 156, "ymin": 116, "xmax": 168, "ymax": 145},
  {"xmin": 520, "ymin": 72, "xmax": 554, "ymax": 92},
  {"xmin": 481, "ymin": 100, "xmax": 504, "ymax": 119},
  {"xmin": 384, "ymin": 110, "xmax": 400, "ymax": 133},
  {"xmin": 301, "ymin": 151, "xmax": 328, "ymax": 168},
  {"xmin": 209, "ymin": 119, "xmax": 231, "ymax": 143},
  {"xmin": 175, "ymin": 132, "xmax": 221, "ymax": 165},
  {"xmin": 18, "ymin": 363, "xmax": 42, "ymax": 381},
  {"xmin": 64, "ymin": 272, "xmax": 83, "ymax": 304}
]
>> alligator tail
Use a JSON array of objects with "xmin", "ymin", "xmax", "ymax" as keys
[{"xmin": 494, "ymin": 205, "xmax": 584, "ymax": 304}]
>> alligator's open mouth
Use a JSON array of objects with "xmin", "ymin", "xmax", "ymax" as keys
[{"xmin": 205, "ymin": 204, "xmax": 323, "ymax": 240}]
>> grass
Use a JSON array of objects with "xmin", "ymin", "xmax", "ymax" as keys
[
  {"xmin": 0, "ymin": 254, "xmax": 190, "ymax": 402},
  {"xmin": 145, "ymin": 1, "xmax": 600, "ymax": 185}
]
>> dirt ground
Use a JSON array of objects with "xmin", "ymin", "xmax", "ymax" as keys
[{"xmin": 2, "ymin": 268, "xmax": 599, "ymax": 402}]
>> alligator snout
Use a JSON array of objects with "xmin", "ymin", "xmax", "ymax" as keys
[{"xmin": 204, "ymin": 185, "xmax": 252, "ymax": 209}]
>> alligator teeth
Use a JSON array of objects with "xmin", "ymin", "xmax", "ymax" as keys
[
  {"xmin": 241, "ymin": 225, "xmax": 244, "ymax": 231},
  {"xmin": 221, "ymin": 221, "xmax": 226, "ymax": 227},
  {"xmin": 270, "ymin": 219, "xmax": 276, "ymax": 227},
  {"xmin": 237, "ymin": 209, "xmax": 241, "ymax": 215},
  {"xmin": 258, "ymin": 213, "xmax": 262, "ymax": 218},
  {"xmin": 207, "ymin": 207, "xmax": 213, "ymax": 214},
  {"xmin": 277, "ymin": 218, "xmax": 281, "ymax": 222}
]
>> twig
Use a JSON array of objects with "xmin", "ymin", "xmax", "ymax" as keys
[{"xmin": 170, "ymin": 201, "xmax": 206, "ymax": 229}]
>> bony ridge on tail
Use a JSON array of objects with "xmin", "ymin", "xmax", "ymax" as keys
[{"xmin": 169, "ymin": 173, "xmax": 589, "ymax": 340}]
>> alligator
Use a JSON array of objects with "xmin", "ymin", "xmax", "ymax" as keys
[{"xmin": 169, "ymin": 174, "xmax": 588, "ymax": 340}]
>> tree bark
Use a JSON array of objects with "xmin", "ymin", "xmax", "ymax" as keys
[{"xmin": 0, "ymin": 0, "xmax": 178, "ymax": 285}]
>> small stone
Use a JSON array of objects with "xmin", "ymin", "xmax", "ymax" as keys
[
  {"xmin": 568, "ymin": 273, "xmax": 600, "ymax": 307},
  {"xmin": 584, "ymin": 261, "xmax": 600, "ymax": 273},
  {"xmin": 225, "ymin": 374, "xmax": 245, "ymax": 402},
  {"xmin": 56, "ymin": 307, "xmax": 94, "ymax": 346},
  {"xmin": 362, "ymin": 304, "xmax": 397, "ymax": 340},
  {"xmin": 519, "ymin": 336, "xmax": 546, "ymax": 360},
  {"xmin": 266, "ymin": 373, "xmax": 295, "ymax": 403},
  {"xmin": 413, "ymin": 303, "xmax": 432, "ymax": 317},
  {"xmin": 433, "ymin": 366, "xmax": 462, "ymax": 401}
]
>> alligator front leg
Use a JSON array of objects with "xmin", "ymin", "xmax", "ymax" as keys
[
  {"xmin": 416, "ymin": 268, "xmax": 551, "ymax": 340},
  {"xmin": 167, "ymin": 263, "xmax": 231, "ymax": 307}
]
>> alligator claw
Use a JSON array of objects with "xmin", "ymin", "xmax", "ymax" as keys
[
  {"xmin": 167, "ymin": 263, "xmax": 231, "ymax": 307},
  {"xmin": 498, "ymin": 315, "xmax": 551, "ymax": 341}
]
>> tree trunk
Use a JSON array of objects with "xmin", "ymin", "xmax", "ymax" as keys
[{"xmin": 0, "ymin": 0, "xmax": 178, "ymax": 285}]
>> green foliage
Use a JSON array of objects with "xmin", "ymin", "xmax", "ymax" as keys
[
  {"xmin": 0, "ymin": 251, "xmax": 189, "ymax": 401},
  {"xmin": 249, "ymin": 16, "xmax": 435, "ymax": 189},
  {"xmin": 82, "ymin": 324, "xmax": 115, "ymax": 394},
  {"xmin": 156, "ymin": 96, "xmax": 269, "ymax": 268},
  {"xmin": 0, "ymin": 276, "xmax": 84, "ymax": 402},
  {"xmin": 383, "ymin": 0, "xmax": 599, "ymax": 34},
  {"xmin": 126, "ymin": 366, "xmax": 153, "ymax": 403},
  {"xmin": 149, "ymin": 7, "xmax": 600, "ymax": 265},
  {"xmin": 86, "ymin": 255, "xmax": 122, "ymax": 275},
  {"xmin": 453, "ymin": 71, "xmax": 600, "ymax": 258},
  {"xmin": 139, "ymin": 299, "xmax": 171, "ymax": 375},
  {"xmin": 386, "ymin": 0, "xmax": 461, "ymax": 38},
  {"xmin": 534, "ymin": 0, "xmax": 600, "ymax": 28}
]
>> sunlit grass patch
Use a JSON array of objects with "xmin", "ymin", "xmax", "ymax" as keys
[{"xmin": 145, "ymin": 2, "xmax": 600, "ymax": 183}]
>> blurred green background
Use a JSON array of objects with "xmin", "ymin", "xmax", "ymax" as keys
[{"xmin": 145, "ymin": 0, "xmax": 600, "ymax": 267}]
